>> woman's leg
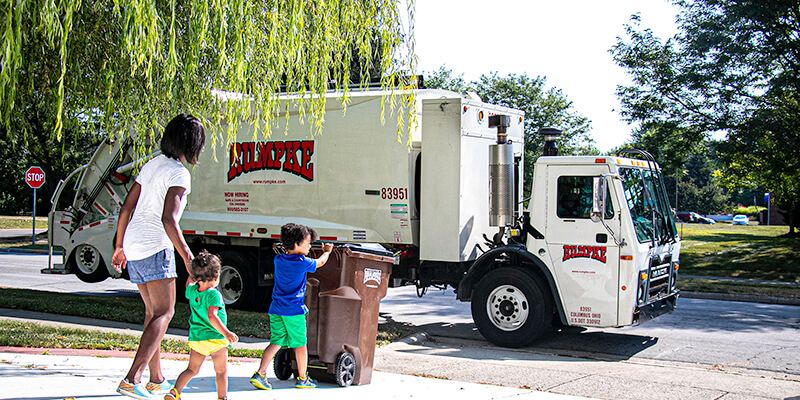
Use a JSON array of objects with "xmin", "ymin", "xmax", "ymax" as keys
[
  {"xmin": 210, "ymin": 347, "xmax": 229, "ymax": 399},
  {"xmin": 124, "ymin": 277, "xmax": 176, "ymax": 383}
]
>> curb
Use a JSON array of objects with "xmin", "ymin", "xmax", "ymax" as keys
[
  {"xmin": 398, "ymin": 331, "xmax": 429, "ymax": 346},
  {"xmin": 680, "ymin": 291, "xmax": 800, "ymax": 306},
  {"xmin": 0, "ymin": 247, "xmax": 61, "ymax": 255},
  {"xmin": 681, "ymin": 274, "xmax": 800, "ymax": 286}
]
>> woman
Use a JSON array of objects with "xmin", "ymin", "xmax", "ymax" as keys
[{"xmin": 112, "ymin": 113, "xmax": 205, "ymax": 399}]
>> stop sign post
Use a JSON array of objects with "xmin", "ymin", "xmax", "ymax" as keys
[{"xmin": 25, "ymin": 166, "xmax": 45, "ymax": 245}]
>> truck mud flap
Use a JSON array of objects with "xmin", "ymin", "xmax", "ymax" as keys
[{"xmin": 636, "ymin": 292, "xmax": 678, "ymax": 324}]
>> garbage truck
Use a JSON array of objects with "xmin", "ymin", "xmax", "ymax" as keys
[{"xmin": 46, "ymin": 88, "xmax": 680, "ymax": 348}]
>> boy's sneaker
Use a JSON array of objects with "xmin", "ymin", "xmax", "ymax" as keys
[
  {"xmin": 249, "ymin": 371, "xmax": 272, "ymax": 390},
  {"xmin": 295, "ymin": 375, "xmax": 318, "ymax": 389},
  {"xmin": 117, "ymin": 379, "xmax": 153, "ymax": 399},
  {"xmin": 146, "ymin": 379, "xmax": 174, "ymax": 394}
]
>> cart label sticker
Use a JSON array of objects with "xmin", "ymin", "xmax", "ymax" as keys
[
  {"xmin": 364, "ymin": 268, "xmax": 382, "ymax": 287},
  {"xmin": 562, "ymin": 245, "xmax": 607, "ymax": 263},
  {"xmin": 227, "ymin": 140, "xmax": 315, "ymax": 183}
]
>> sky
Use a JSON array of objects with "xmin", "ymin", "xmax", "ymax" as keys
[{"xmin": 411, "ymin": 0, "xmax": 681, "ymax": 152}]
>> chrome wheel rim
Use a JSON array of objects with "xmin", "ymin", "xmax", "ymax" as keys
[
  {"xmin": 218, "ymin": 264, "xmax": 243, "ymax": 305},
  {"xmin": 486, "ymin": 284, "xmax": 529, "ymax": 331}
]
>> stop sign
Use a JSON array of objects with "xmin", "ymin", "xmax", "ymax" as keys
[{"xmin": 25, "ymin": 166, "xmax": 45, "ymax": 189}]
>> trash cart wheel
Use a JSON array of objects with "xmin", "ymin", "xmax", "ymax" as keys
[
  {"xmin": 274, "ymin": 349, "xmax": 294, "ymax": 380},
  {"xmin": 334, "ymin": 351, "xmax": 356, "ymax": 387}
]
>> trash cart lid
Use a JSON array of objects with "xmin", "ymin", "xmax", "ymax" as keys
[{"xmin": 342, "ymin": 243, "xmax": 396, "ymax": 263}]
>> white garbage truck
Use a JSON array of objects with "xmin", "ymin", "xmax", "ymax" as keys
[{"xmin": 46, "ymin": 89, "xmax": 680, "ymax": 347}]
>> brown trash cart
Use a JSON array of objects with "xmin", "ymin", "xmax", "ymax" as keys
[{"xmin": 273, "ymin": 244, "xmax": 394, "ymax": 386}]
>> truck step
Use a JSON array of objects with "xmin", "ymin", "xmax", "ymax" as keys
[{"xmin": 40, "ymin": 264, "xmax": 68, "ymax": 275}]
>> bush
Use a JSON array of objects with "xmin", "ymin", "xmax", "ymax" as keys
[{"xmin": 731, "ymin": 205, "xmax": 764, "ymax": 218}]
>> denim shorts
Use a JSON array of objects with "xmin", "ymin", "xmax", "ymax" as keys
[{"xmin": 127, "ymin": 249, "xmax": 176, "ymax": 284}]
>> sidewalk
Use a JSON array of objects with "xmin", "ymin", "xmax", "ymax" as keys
[
  {"xmin": 0, "ymin": 351, "xmax": 586, "ymax": 400},
  {"xmin": 0, "ymin": 308, "xmax": 589, "ymax": 400}
]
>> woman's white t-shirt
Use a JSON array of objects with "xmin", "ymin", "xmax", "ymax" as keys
[{"xmin": 122, "ymin": 155, "xmax": 191, "ymax": 261}]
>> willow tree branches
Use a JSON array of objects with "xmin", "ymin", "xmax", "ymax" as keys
[{"xmin": 0, "ymin": 0, "xmax": 417, "ymax": 153}]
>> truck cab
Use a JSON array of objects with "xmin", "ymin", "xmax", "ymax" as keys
[{"xmin": 458, "ymin": 151, "xmax": 680, "ymax": 347}]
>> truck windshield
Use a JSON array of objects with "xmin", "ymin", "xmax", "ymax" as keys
[{"xmin": 619, "ymin": 167, "xmax": 676, "ymax": 244}]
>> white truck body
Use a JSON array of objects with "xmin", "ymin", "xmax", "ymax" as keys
[{"xmin": 47, "ymin": 89, "xmax": 680, "ymax": 348}]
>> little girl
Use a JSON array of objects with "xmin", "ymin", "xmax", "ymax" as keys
[{"xmin": 166, "ymin": 250, "xmax": 238, "ymax": 400}]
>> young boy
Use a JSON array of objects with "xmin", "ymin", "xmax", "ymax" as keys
[
  {"xmin": 250, "ymin": 223, "xmax": 333, "ymax": 390},
  {"xmin": 166, "ymin": 250, "xmax": 238, "ymax": 400}
]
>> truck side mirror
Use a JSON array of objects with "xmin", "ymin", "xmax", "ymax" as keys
[{"xmin": 591, "ymin": 176, "xmax": 607, "ymax": 223}]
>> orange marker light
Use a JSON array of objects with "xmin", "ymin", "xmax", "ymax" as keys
[
  {"xmin": 620, "ymin": 255, "xmax": 633, "ymax": 261},
  {"xmin": 621, "ymin": 286, "xmax": 627, "ymax": 291},
  {"xmin": 641, "ymin": 272, "xmax": 648, "ymax": 280},
  {"xmin": 675, "ymin": 264, "xmax": 680, "ymax": 271}
]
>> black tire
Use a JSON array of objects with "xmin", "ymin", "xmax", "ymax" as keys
[
  {"xmin": 334, "ymin": 352, "xmax": 356, "ymax": 387},
  {"xmin": 217, "ymin": 251, "xmax": 257, "ymax": 310},
  {"xmin": 273, "ymin": 349, "xmax": 294, "ymax": 380},
  {"xmin": 72, "ymin": 244, "xmax": 109, "ymax": 283},
  {"xmin": 471, "ymin": 267, "xmax": 552, "ymax": 348}
]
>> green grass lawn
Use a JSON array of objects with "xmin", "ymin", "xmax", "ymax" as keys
[
  {"xmin": 0, "ymin": 287, "xmax": 416, "ymax": 350},
  {"xmin": 0, "ymin": 216, "xmax": 47, "ymax": 230},
  {"xmin": 677, "ymin": 223, "xmax": 799, "ymax": 282},
  {"xmin": 0, "ymin": 319, "xmax": 264, "ymax": 358}
]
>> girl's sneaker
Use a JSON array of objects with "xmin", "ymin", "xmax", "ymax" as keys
[
  {"xmin": 295, "ymin": 375, "xmax": 318, "ymax": 388},
  {"xmin": 117, "ymin": 379, "xmax": 153, "ymax": 399},
  {"xmin": 146, "ymin": 379, "xmax": 174, "ymax": 394},
  {"xmin": 164, "ymin": 388, "xmax": 180, "ymax": 400}
]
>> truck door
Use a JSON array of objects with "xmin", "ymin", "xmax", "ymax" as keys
[{"xmin": 545, "ymin": 165, "xmax": 621, "ymax": 327}]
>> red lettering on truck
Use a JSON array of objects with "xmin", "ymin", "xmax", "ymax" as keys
[
  {"xmin": 228, "ymin": 140, "xmax": 315, "ymax": 182},
  {"xmin": 562, "ymin": 245, "xmax": 607, "ymax": 263}
]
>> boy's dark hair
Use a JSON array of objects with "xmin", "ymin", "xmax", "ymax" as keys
[
  {"xmin": 280, "ymin": 223, "xmax": 318, "ymax": 250},
  {"xmin": 191, "ymin": 249, "xmax": 221, "ymax": 283},
  {"xmin": 161, "ymin": 113, "xmax": 206, "ymax": 165}
]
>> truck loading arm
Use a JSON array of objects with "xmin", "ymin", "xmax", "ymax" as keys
[{"xmin": 73, "ymin": 138, "xmax": 133, "ymax": 230}]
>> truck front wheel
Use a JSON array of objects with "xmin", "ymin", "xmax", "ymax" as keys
[{"xmin": 471, "ymin": 267, "xmax": 551, "ymax": 348}]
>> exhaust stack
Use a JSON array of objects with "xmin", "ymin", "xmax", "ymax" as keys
[
  {"xmin": 489, "ymin": 115, "xmax": 514, "ymax": 227},
  {"xmin": 538, "ymin": 127, "xmax": 562, "ymax": 156}
]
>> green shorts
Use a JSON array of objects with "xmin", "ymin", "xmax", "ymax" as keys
[{"xmin": 268, "ymin": 313, "xmax": 307, "ymax": 348}]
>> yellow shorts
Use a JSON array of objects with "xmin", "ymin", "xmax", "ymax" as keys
[{"xmin": 188, "ymin": 339, "xmax": 229, "ymax": 356}]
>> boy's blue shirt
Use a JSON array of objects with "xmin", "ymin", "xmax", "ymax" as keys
[{"xmin": 269, "ymin": 253, "xmax": 317, "ymax": 316}]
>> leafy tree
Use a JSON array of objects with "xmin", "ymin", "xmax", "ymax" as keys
[
  {"xmin": 611, "ymin": 1, "xmax": 800, "ymax": 235},
  {"xmin": 0, "ymin": 0, "xmax": 415, "ymax": 215},
  {"xmin": 676, "ymin": 151, "xmax": 729, "ymax": 215},
  {"xmin": 424, "ymin": 66, "xmax": 598, "ymax": 196},
  {"xmin": 0, "ymin": 0, "xmax": 416, "ymax": 145}
]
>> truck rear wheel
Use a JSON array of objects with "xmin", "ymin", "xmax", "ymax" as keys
[
  {"xmin": 218, "ymin": 251, "xmax": 258, "ymax": 310},
  {"xmin": 471, "ymin": 267, "xmax": 551, "ymax": 348},
  {"xmin": 72, "ymin": 244, "xmax": 109, "ymax": 283}
]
